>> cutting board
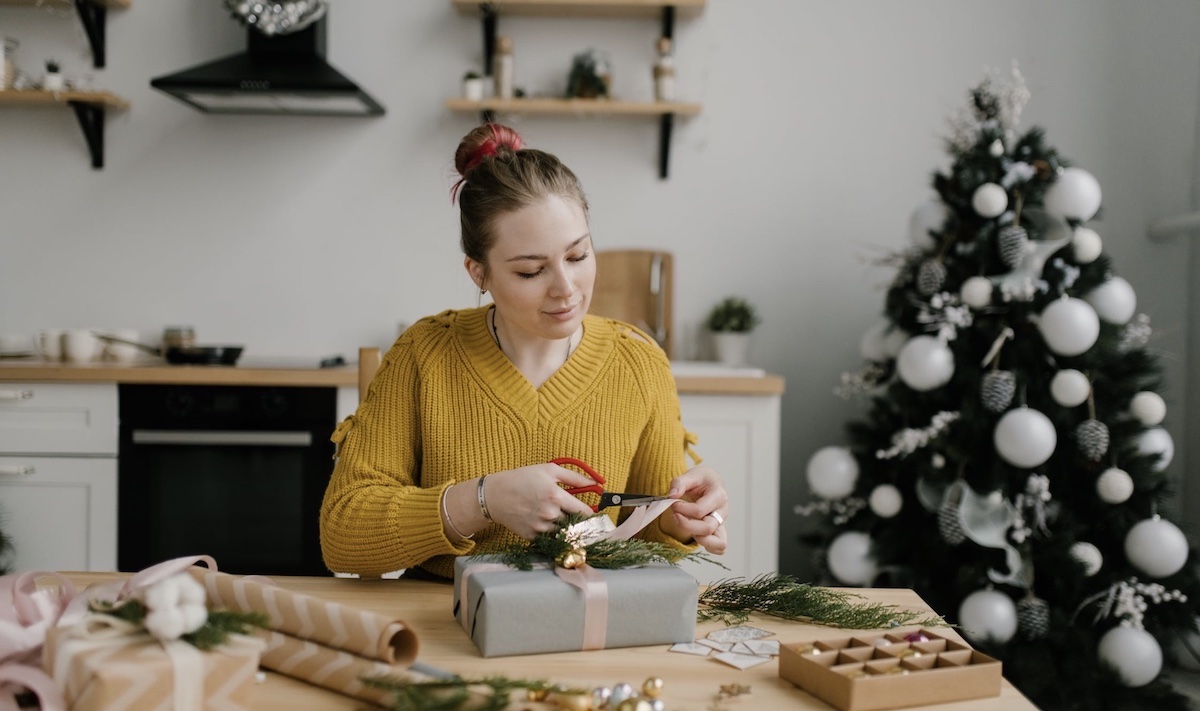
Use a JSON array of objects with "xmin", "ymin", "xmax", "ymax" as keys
[{"xmin": 590, "ymin": 250, "xmax": 674, "ymax": 358}]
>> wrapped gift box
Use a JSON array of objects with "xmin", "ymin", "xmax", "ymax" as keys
[
  {"xmin": 453, "ymin": 555, "xmax": 698, "ymax": 657},
  {"xmin": 778, "ymin": 627, "xmax": 1001, "ymax": 711},
  {"xmin": 44, "ymin": 625, "xmax": 263, "ymax": 711}
]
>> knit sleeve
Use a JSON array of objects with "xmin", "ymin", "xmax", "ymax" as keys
[
  {"xmin": 620, "ymin": 328, "xmax": 701, "ymax": 550},
  {"xmin": 319, "ymin": 331, "xmax": 473, "ymax": 577}
]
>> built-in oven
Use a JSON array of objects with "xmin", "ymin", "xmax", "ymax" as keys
[{"xmin": 118, "ymin": 384, "xmax": 335, "ymax": 576}]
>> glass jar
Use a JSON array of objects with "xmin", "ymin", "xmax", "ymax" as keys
[{"xmin": 162, "ymin": 326, "xmax": 196, "ymax": 349}]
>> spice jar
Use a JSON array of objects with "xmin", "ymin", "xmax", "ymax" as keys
[{"xmin": 162, "ymin": 326, "xmax": 196, "ymax": 349}]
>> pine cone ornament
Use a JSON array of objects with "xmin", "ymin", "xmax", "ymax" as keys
[
  {"xmin": 938, "ymin": 496, "xmax": 966, "ymax": 545},
  {"xmin": 916, "ymin": 259, "xmax": 947, "ymax": 296},
  {"xmin": 1075, "ymin": 419, "xmax": 1110, "ymax": 461},
  {"xmin": 1017, "ymin": 594, "xmax": 1050, "ymax": 639},
  {"xmin": 997, "ymin": 225, "xmax": 1029, "ymax": 267},
  {"xmin": 980, "ymin": 370, "xmax": 1016, "ymax": 413}
]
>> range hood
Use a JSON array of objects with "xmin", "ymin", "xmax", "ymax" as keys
[{"xmin": 150, "ymin": 19, "xmax": 384, "ymax": 117}]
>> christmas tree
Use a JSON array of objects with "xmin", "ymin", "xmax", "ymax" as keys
[{"xmin": 798, "ymin": 66, "xmax": 1200, "ymax": 710}]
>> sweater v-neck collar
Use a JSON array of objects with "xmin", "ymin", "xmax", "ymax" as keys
[{"xmin": 459, "ymin": 306, "xmax": 610, "ymax": 421}]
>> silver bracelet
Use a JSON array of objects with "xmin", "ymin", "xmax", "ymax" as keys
[
  {"xmin": 477, "ymin": 476, "xmax": 493, "ymax": 522},
  {"xmin": 441, "ymin": 487, "xmax": 473, "ymax": 541}
]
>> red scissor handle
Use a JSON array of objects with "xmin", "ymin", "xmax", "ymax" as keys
[{"xmin": 552, "ymin": 457, "xmax": 606, "ymax": 512}]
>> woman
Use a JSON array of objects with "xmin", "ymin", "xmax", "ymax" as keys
[{"xmin": 320, "ymin": 123, "xmax": 728, "ymax": 579}]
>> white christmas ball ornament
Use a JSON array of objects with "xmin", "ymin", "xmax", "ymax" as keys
[
  {"xmin": 908, "ymin": 200, "xmax": 951, "ymax": 247},
  {"xmin": 1070, "ymin": 541, "xmax": 1103, "ymax": 576},
  {"xmin": 1096, "ymin": 467, "xmax": 1134, "ymax": 504},
  {"xmin": 1136, "ymin": 427, "xmax": 1175, "ymax": 471},
  {"xmin": 896, "ymin": 336, "xmax": 955, "ymax": 391},
  {"xmin": 960, "ymin": 276, "xmax": 994, "ymax": 309},
  {"xmin": 1098, "ymin": 626, "xmax": 1162, "ymax": 687},
  {"xmin": 859, "ymin": 321, "xmax": 891, "ymax": 362},
  {"xmin": 868, "ymin": 484, "xmax": 903, "ymax": 518},
  {"xmin": 1038, "ymin": 297, "xmax": 1100, "ymax": 357},
  {"xmin": 971, "ymin": 183, "xmax": 1009, "ymax": 218},
  {"xmin": 1125, "ymin": 516, "xmax": 1189, "ymax": 578},
  {"xmin": 1045, "ymin": 167, "xmax": 1103, "ymax": 222},
  {"xmin": 805, "ymin": 446, "xmax": 860, "ymax": 499},
  {"xmin": 882, "ymin": 328, "xmax": 910, "ymax": 359},
  {"xmin": 1130, "ymin": 392, "xmax": 1166, "ymax": 426},
  {"xmin": 993, "ymin": 407, "xmax": 1057, "ymax": 468},
  {"xmin": 1072, "ymin": 227, "xmax": 1103, "ymax": 264},
  {"xmin": 826, "ymin": 531, "xmax": 877, "ymax": 585},
  {"xmin": 958, "ymin": 589, "xmax": 1018, "ymax": 644},
  {"xmin": 1050, "ymin": 369, "xmax": 1091, "ymax": 407},
  {"xmin": 1084, "ymin": 277, "xmax": 1137, "ymax": 325}
]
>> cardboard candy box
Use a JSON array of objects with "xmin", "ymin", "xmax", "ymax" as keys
[
  {"xmin": 778, "ymin": 627, "xmax": 1001, "ymax": 711},
  {"xmin": 44, "ymin": 622, "xmax": 264, "ymax": 711},
  {"xmin": 453, "ymin": 555, "xmax": 698, "ymax": 657}
]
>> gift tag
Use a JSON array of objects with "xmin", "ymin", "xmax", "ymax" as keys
[
  {"xmin": 743, "ymin": 639, "xmax": 780, "ymax": 656},
  {"xmin": 707, "ymin": 625, "xmax": 774, "ymax": 644},
  {"xmin": 697, "ymin": 638, "xmax": 733, "ymax": 652},
  {"xmin": 713, "ymin": 651, "xmax": 774, "ymax": 670},
  {"xmin": 669, "ymin": 641, "xmax": 713, "ymax": 656}
]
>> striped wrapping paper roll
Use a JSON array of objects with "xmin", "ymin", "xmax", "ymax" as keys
[{"xmin": 257, "ymin": 630, "xmax": 427, "ymax": 707}]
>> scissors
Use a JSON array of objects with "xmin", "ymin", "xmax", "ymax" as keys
[{"xmin": 552, "ymin": 457, "xmax": 673, "ymax": 512}]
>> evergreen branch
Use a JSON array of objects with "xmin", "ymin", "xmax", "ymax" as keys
[
  {"xmin": 89, "ymin": 599, "xmax": 269, "ymax": 651},
  {"xmin": 364, "ymin": 674, "xmax": 567, "ymax": 711},
  {"xmin": 697, "ymin": 574, "xmax": 946, "ymax": 629}
]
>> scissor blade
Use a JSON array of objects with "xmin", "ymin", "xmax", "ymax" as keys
[{"xmin": 599, "ymin": 492, "xmax": 673, "ymax": 509}]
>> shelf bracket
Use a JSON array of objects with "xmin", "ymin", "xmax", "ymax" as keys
[
  {"xmin": 72, "ymin": 0, "xmax": 109, "ymax": 68},
  {"xmin": 479, "ymin": 3, "xmax": 497, "ymax": 77},
  {"xmin": 68, "ymin": 101, "xmax": 107, "ymax": 169},
  {"xmin": 658, "ymin": 113, "xmax": 674, "ymax": 179},
  {"xmin": 661, "ymin": 5, "xmax": 676, "ymax": 39}
]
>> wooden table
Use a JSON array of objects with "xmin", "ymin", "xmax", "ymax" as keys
[{"xmin": 56, "ymin": 573, "xmax": 1037, "ymax": 710}]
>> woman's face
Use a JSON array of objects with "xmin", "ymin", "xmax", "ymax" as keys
[{"xmin": 472, "ymin": 194, "xmax": 594, "ymax": 342}]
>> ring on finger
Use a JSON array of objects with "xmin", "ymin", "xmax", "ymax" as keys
[{"xmin": 708, "ymin": 511, "xmax": 724, "ymax": 527}]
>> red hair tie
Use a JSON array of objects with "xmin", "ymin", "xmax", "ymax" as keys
[{"xmin": 451, "ymin": 126, "xmax": 524, "ymax": 204}]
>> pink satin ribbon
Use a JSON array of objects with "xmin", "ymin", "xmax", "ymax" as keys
[{"xmin": 0, "ymin": 570, "xmax": 77, "ymax": 711}]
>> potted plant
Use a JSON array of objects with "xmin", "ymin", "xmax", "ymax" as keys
[
  {"xmin": 707, "ymin": 296, "xmax": 760, "ymax": 366},
  {"xmin": 42, "ymin": 58, "xmax": 64, "ymax": 92},
  {"xmin": 461, "ymin": 70, "xmax": 485, "ymax": 101}
]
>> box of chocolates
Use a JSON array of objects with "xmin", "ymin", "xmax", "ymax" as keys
[{"xmin": 778, "ymin": 627, "xmax": 1001, "ymax": 711}]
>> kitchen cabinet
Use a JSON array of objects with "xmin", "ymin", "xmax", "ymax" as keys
[
  {"xmin": 676, "ymin": 390, "xmax": 781, "ymax": 583},
  {"xmin": 448, "ymin": 0, "xmax": 705, "ymax": 178},
  {"xmin": 0, "ymin": 383, "xmax": 117, "ymax": 571}
]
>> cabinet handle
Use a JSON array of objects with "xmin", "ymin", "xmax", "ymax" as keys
[
  {"xmin": 131, "ymin": 430, "xmax": 313, "ymax": 447},
  {"xmin": 0, "ymin": 390, "xmax": 34, "ymax": 402},
  {"xmin": 0, "ymin": 465, "xmax": 36, "ymax": 477}
]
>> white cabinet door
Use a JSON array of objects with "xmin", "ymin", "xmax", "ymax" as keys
[
  {"xmin": 677, "ymin": 393, "xmax": 781, "ymax": 584},
  {"xmin": 0, "ymin": 455, "xmax": 117, "ymax": 571},
  {"xmin": 0, "ymin": 383, "xmax": 118, "ymax": 455}
]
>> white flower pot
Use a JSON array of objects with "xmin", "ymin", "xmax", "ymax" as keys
[
  {"xmin": 712, "ymin": 332, "xmax": 751, "ymax": 367},
  {"xmin": 43, "ymin": 72, "xmax": 64, "ymax": 92},
  {"xmin": 462, "ymin": 77, "xmax": 485, "ymax": 101}
]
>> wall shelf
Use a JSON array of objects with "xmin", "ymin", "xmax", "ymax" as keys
[
  {"xmin": 0, "ymin": 89, "xmax": 129, "ymax": 168},
  {"xmin": 452, "ymin": 0, "xmax": 705, "ymax": 179},
  {"xmin": 0, "ymin": 0, "xmax": 131, "ymax": 68}
]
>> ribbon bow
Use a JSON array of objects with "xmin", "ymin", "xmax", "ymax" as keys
[{"xmin": 0, "ymin": 570, "xmax": 77, "ymax": 711}]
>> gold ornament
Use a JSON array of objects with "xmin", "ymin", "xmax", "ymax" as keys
[
  {"xmin": 616, "ymin": 699, "xmax": 653, "ymax": 711},
  {"xmin": 527, "ymin": 687, "xmax": 550, "ymax": 701},
  {"xmin": 551, "ymin": 690, "xmax": 594, "ymax": 711},
  {"xmin": 556, "ymin": 547, "xmax": 588, "ymax": 569},
  {"xmin": 641, "ymin": 677, "xmax": 664, "ymax": 699}
]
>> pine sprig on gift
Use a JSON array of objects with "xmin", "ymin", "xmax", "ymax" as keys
[
  {"xmin": 497, "ymin": 512, "xmax": 725, "ymax": 571},
  {"xmin": 89, "ymin": 599, "xmax": 268, "ymax": 651},
  {"xmin": 697, "ymin": 574, "xmax": 947, "ymax": 629},
  {"xmin": 364, "ymin": 674, "xmax": 566, "ymax": 711}
]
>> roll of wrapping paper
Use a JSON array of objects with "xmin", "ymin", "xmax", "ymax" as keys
[
  {"xmin": 189, "ymin": 569, "xmax": 418, "ymax": 665},
  {"xmin": 256, "ymin": 630, "xmax": 427, "ymax": 707}
]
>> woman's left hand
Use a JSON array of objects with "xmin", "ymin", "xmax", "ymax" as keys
[{"xmin": 659, "ymin": 465, "xmax": 728, "ymax": 555}]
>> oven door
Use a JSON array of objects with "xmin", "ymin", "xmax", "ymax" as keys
[{"xmin": 118, "ymin": 422, "xmax": 332, "ymax": 576}]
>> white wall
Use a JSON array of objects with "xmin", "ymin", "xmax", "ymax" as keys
[{"xmin": 2, "ymin": 1, "xmax": 1198, "ymax": 577}]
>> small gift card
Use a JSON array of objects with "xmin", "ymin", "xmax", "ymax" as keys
[
  {"xmin": 713, "ymin": 651, "xmax": 773, "ymax": 670},
  {"xmin": 743, "ymin": 639, "xmax": 780, "ymax": 656},
  {"xmin": 697, "ymin": 638, "xmax": 733, "ymax": 652},
  {"xmin": 707, "ymin": 625, "xmax": 774, "ymax": 644},
  {"xmin": 669, "ymin": 641, "xmax": 713, "ymax": 656}
]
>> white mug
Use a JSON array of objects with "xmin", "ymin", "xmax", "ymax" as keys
[
  {"xmin": 37, "ymin": 329, "xmax": 64, "ymax": 360},
  {"xmin": 101, "ymin": 328, "xmax": 140, "ymax": 363},
  {"xmin": 0, "ymin": 333, "xmax": 30, "ymax": 354},
  {"xmin": 61, "ymin": 329, "xmax": 100, "ymax": 363}
]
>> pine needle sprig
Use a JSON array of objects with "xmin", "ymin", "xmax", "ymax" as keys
[
  {"xmin": 496, "ymin": 512, "xmax": 726, "ymax": 571},
  {"xmin": 88, "ymin": 599, "xmax": 269, "ymax": 651},
  {"xmin": 364, "ymin": 674, "xmax": 566, "ymax": 711},
  {"xmin": 697, "ymin": 574, "xmax": 946, "ymax": 629}
]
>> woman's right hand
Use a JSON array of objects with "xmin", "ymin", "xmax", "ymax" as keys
[{"xmin": 482, "ymin": 463, "xmax": 598, "ymax": 539}]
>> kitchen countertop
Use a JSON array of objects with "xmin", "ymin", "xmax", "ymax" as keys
[
  {"xmin": 0, "ymin": 358, "xmax": 786, "ymax": 395},
  {"xmin": 55, "ymin": 571, "xmax": 1035, "ymax": 710}
]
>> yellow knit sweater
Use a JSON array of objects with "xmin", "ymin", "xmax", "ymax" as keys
[{"xmin": 319, "ymin": 306, "xmax": 700, "ymax": 579}]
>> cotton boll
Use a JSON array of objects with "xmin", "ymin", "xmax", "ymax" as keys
[
  {"xmin": 176, "ymin": 573, "xmax": 207, "ymax": 606},
  {"xmin": 143, "ymin": 576, "xmax": 183, "ymax": 611},
  {"xmin": 180, "ymin": 603, "xmax": 209, "ymax": 634},
  {"xmin": 145, "ymin": 607, "xmax": 187, "ymax": 641}
]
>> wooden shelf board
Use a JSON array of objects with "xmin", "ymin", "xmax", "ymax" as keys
[
  {"xmin": 0, "ymin": 0, "xmax": 130, "ymax": 7},
  {"xmin": 0, "ymin": 89, "xmax": 129, "ymax": 110},
  {"xmin": 446, "ymin": 97, "xmax": 700, "ymax": 116},
  {"xmin": 451, "ymin": 0, "xmax": 703, "ymax": 18}
]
